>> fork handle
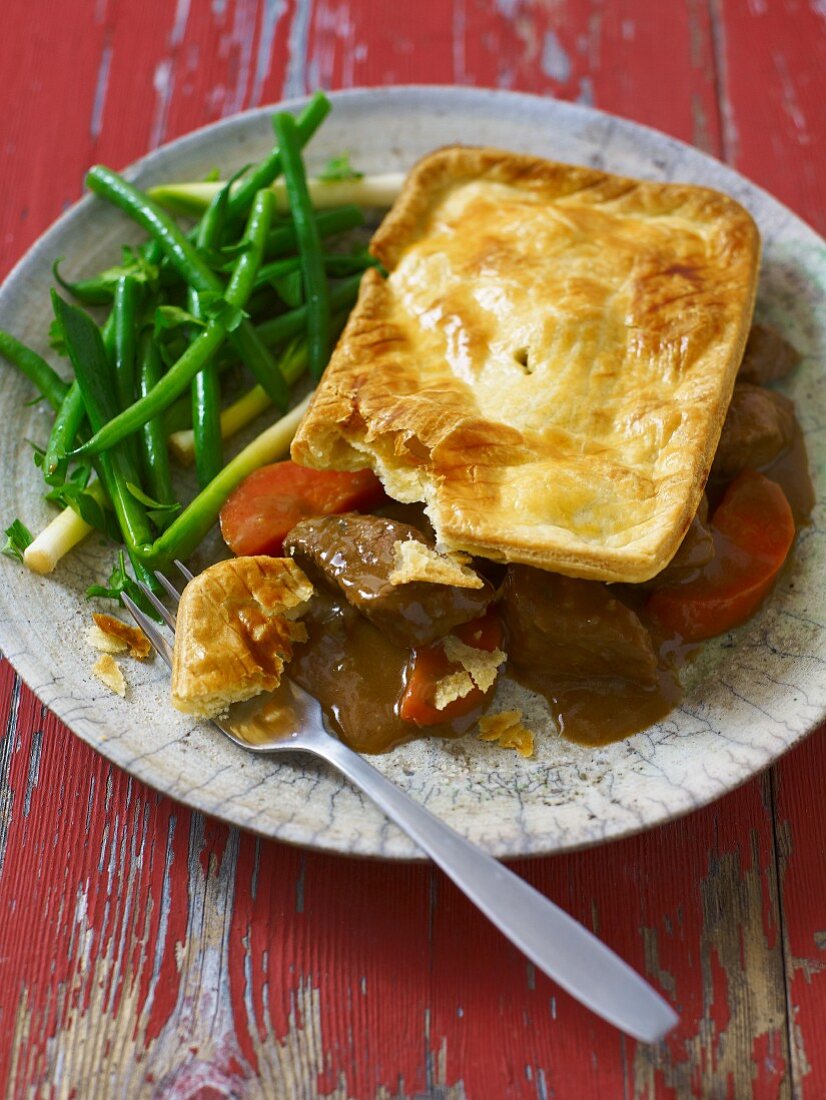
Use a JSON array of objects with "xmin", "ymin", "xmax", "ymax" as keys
[{"xmin": 316, "ymin": 736, "xmax": 678, "ymax": 1043}]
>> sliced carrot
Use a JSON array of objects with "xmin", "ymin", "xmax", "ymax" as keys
[
  {"xmin": 219, "ymin": 460, "xmax": 386, "ymax": 557},
  {"xmin": 399, "ymin": 614, "xmax": 503, "ymax": 727},
  {"xmin": 647, "ymin": 470, "xmax": 795, "ymax": 642}
]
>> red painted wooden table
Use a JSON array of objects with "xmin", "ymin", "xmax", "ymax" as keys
[{"xmin": 1, "ymin": 3, "xmax": 824, "ymax": 1096}]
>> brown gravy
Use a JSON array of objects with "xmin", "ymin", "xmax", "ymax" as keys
[
  {"xmin": 229, "ymin": 416, "xmax": 814, "ymax": 756},
  {"xmin": 277, "ymin": 428, "xmax": 813, "ymax": 754},
  {"xmin": 289, "ymin": 592, "xmax": 480, "ymax": 754}
]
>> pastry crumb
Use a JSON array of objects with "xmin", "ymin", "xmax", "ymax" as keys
[
  {"xmin": 86, "ymin": 623, "xmax": 129, "ymax": 655},
  {"xmin": 389, "ymin": 539, "xmax": 484, "ymax": 589},
  {"xmin": 442, "ymin": 636, "xmax": 505, "ymax": 693},
  {"xmin": 430, "ymin": 633, "xmax": 506, "ymax": 712},
  {"xmin": 93, "ymin": 653, "xmax": 127, "ymax": 698},
  {"xmin": 478, "ymin": 711, "xmax": 535, "ymax": 758},
  {"xmin": 433, "ymin": 669, "xmax": 476, "ymax": 710},
  {"xmin": 91, "ymin": 613, "xmax": 153, "ymax": 659}
]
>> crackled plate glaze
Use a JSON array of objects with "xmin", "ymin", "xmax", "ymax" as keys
[{"xmin": 0, "ymin": 88, "xmax": 823, "ymax": 859}]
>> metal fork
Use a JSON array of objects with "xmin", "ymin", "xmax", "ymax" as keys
[{"xmin": 124, "ymin": 563, "xmax": 679, "ymax": 1043}]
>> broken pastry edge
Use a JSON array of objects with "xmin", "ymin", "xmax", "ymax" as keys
[
  {"xmin": 170, "ymin": 556, "xmax": 314, "ymax": 720},
  {"xmin": 291, "ymin": 145, "xmax": 760, "ymax": 584},
  {"xmin": 388, "ymin": 538, "xmax": 484, "ymax": 589}
]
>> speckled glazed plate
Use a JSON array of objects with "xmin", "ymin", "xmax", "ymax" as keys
[{"xmin": 0, "ymin": 87, "xmax": 823, "ymax": 859}]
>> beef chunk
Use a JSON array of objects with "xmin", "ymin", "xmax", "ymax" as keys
[
  {"xmin": 500, "ymin": 566, "xmax": 659, "ymax": 685},
  {"xmin": 712, "ymin": 383, "xmax": 796, "ymax": 481},
  {"xmin": 284, "ymin": 513, "xmax": 493, "ymax": 648},
  {"xmin": 738, "ymin": 325, "xmax": 801, "ymax": 386}
]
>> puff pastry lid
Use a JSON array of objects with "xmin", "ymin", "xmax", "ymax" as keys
[
  {"xmin": 171, "ymin": 556, "xmax": 313, "ymax": 718},
  {"xmin": 291, "ymin": 146, "xmax": 760, "ymax": 582}
]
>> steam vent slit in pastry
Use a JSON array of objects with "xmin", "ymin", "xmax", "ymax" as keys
[{"xmin": 291, "ymin": 147, "xmax": 760, "ymax": 583}]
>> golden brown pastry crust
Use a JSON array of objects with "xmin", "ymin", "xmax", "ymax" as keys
[
  {"xmin": 291, "ymin": 146, "xmax": 760, "ymax": 582},
  {"xmin": 171, "ymin": 556, "xmax": 313, "ymax": 717}
]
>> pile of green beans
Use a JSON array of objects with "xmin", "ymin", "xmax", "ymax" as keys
[{"xmin": 0, "ymin": 91, "xmax": 376, "ymax": 603}]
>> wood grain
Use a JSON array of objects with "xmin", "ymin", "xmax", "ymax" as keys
[{"xmin": 0, "ymin": 1, "xmax": 824, "ymax": 1097}]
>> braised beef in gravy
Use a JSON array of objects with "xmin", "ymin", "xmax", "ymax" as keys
[
  {"xmin": 712, "ymin": 384, "xmax": 796, "ymax": 481},
  {"xmin": 285, "ymin": 514, "xmax": 493, "ymax": 648},
  {"xmin": 289, "ymin": 591, "xmax": 480, "ymax": 754},
  {"xmin": 737, "ymin": 325, "xmax": 801, "ymax": 386},
  {"xmin": 266, "ymin": 325, "xmax": 812, "ymax": 755},
  {"xmin": 499, "ymin": 567, "xmax": 682, "ymax": 745}
]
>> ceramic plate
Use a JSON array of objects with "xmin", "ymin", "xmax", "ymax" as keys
[{"xmin": 0, "ymin": 87, "xmax": 823, "ymax": 859}]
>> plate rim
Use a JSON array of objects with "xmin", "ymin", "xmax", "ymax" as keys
[{"xmin": 0, "ymin": 84, "xmax": 823, "ymax": 861}]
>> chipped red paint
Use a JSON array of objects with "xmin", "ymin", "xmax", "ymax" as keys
[{"xmin": 0, "ymin": 1, "xmax": 824, "ymax": 1096}]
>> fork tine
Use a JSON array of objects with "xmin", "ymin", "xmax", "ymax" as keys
[
  {"xmin": 122, "ymin": 593, "xmax": 174, "ymax": 669},
  {"xmin": 138, "ymin": 581, "xmax": 176, "ymax": 629},
  {"xmin": 154, "ymin": 570, "xmax": 182, "ymax": 605},
  {"xmin": 174, "ymin": 559, "xmax": 194, "ymax": 583}
]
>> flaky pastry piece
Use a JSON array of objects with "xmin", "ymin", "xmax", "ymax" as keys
[
  {"xmin": 478, "ymin": 711, "xmax": 535, "ymax": 758},
  {"xmin": 291, "ymin": 146, "xmax": 760, "ymax": 583},
  {"xmin": 171, "ymin": 556, "xmax": 313, "ymax": 718}
]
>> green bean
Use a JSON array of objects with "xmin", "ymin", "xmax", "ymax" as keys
[
  {"xmin": 191, "ymin": 363, "xmax": 222, "ymax": 489},
  {"xmin": 253, "ymin": 255, "xmax": 302, "ymax": 292},
  {"xmin": 51, "ymin": 293, "xmax": 153, "ymax": 553},
  {"xmin": 86, "ymin": 166, "xmax": 289, "ymax": 411},
  {"xmin": 43, "ymin": 381, "xmax": 86, "ymax": 486},
  {"xmin": 223, "ymin": 189, "xmax": 289, "ymax": 409},
  {"xmin": 161, "ymin": 281, "xmax": 361, "ymax": 435},
  {"xmin": 0, "ymin": 330, "xmax": 68, "ymax": 412},
  {"xmin": 322, "ymin": 251, "xmax": 381, "ymax": 277},
  {"xmin": 53, "ymin": 251, "xmax": 172, "ymax": 307},
  {"xmin": 186, "ymin": 274, "xmax": 222, "ymax": 490},
  {"xmin": 144, "ymin": 398, "xmax": 308, "ymax": 569},
  {"xmin": 257, "ymin": 272, "xmax": 363, "ymax": 350},
  {"xmin": 137, "ymin": 93, "xmax": 329, "ymax": 271},
  {"xmin": 137, "ymin": 331, "xmax": 176, "ymax": 512},
  {"xmin": 196, "ymin": 179, "xmax": 232, "ymax": 250},
  {"xmin": 163, "ymin": 392, "xmax": 193, "ymax": 435},
  {"xmin": 273, "ymin": 112, "xmax": 330, "ymax": 381},
  {"xmin": 129, "ymin": 550, "xmax": 165, "ymax": 596},
  {"xmin": 253, "ymin": 252, "xmax": 374, "ymax": 301},
  {"xmin": 113, "ymin": 276, "xmax": 141, "ymax": 411},
  {"xmin": 73, "ymin": 318, "xmax": 228, "ymax": 458},
  {"xmin": 101, "ymin": 309, "xmax": 116, "ymax": 363},
  {"xmin": 86, "ymin": 166, "xmax": 219, "ymax": 291},
  {"xmin": 227, "ymin": 91, "xmax": 331, "ymax": 223},
  {"xmin": 264, "ymin": 205, "xmax": 364, "ymax": 259},
  {"xmin": 52, "ymin": 261, "xmax": 115, "ymax": 306},
  {"xmin": 187, "ymin": 183, "xmax": 231, "ymax": 489},
  {"xmin": 226, "ymin": 189, "xmax": 274, "ymax": 307}
]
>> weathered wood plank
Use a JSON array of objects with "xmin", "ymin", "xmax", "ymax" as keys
[
  {"xmin": 709, "ymin": 4, "xmax": 826, "ymax": 1098},
  {"xmin": 711, "ymin": 0, "xmax": 826, "ymax": 236}
]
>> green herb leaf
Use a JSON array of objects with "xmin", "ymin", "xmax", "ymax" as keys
[
  {"xmin": 319, "ymin": 153, "xmax": 364, "ymax": 183},
  {"xmin": 199, "ymin": 240, "xmax": 252, "ymax": 270},
  {"xmin": 86, "ymin": 550, "xmax": 163, "ymax": 621},
  {"xmin": 125, "ymin": 482, "xmax": 181, "ymax": 528},
  {"xmin": 46, "ymin": 469, "xmax": 120, "ymax": 541},
  {"xmin": 87, "ymin": 547, "xmax": 164, "ymax": 620},
  {"xmin": 27, "ymin": 440, "xmax": 46, "ymax": 467},
  {"xmin": 103, "ymin": 248, "xmax": 159, "ymax": 288},
  {"xmin": 202, "ymin": 167, "xmax": 221, "ymax": 183},
  {"xmin": 2, "ymin": 519, "xmax": 34, "ymax": 563},
  {"xmin": 195, "ymin": 291, "xmax": 247, "ymax": 333},
  {"xmin": 153, "ymin": 305, "xmax": 204, "ymax": 340}
]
